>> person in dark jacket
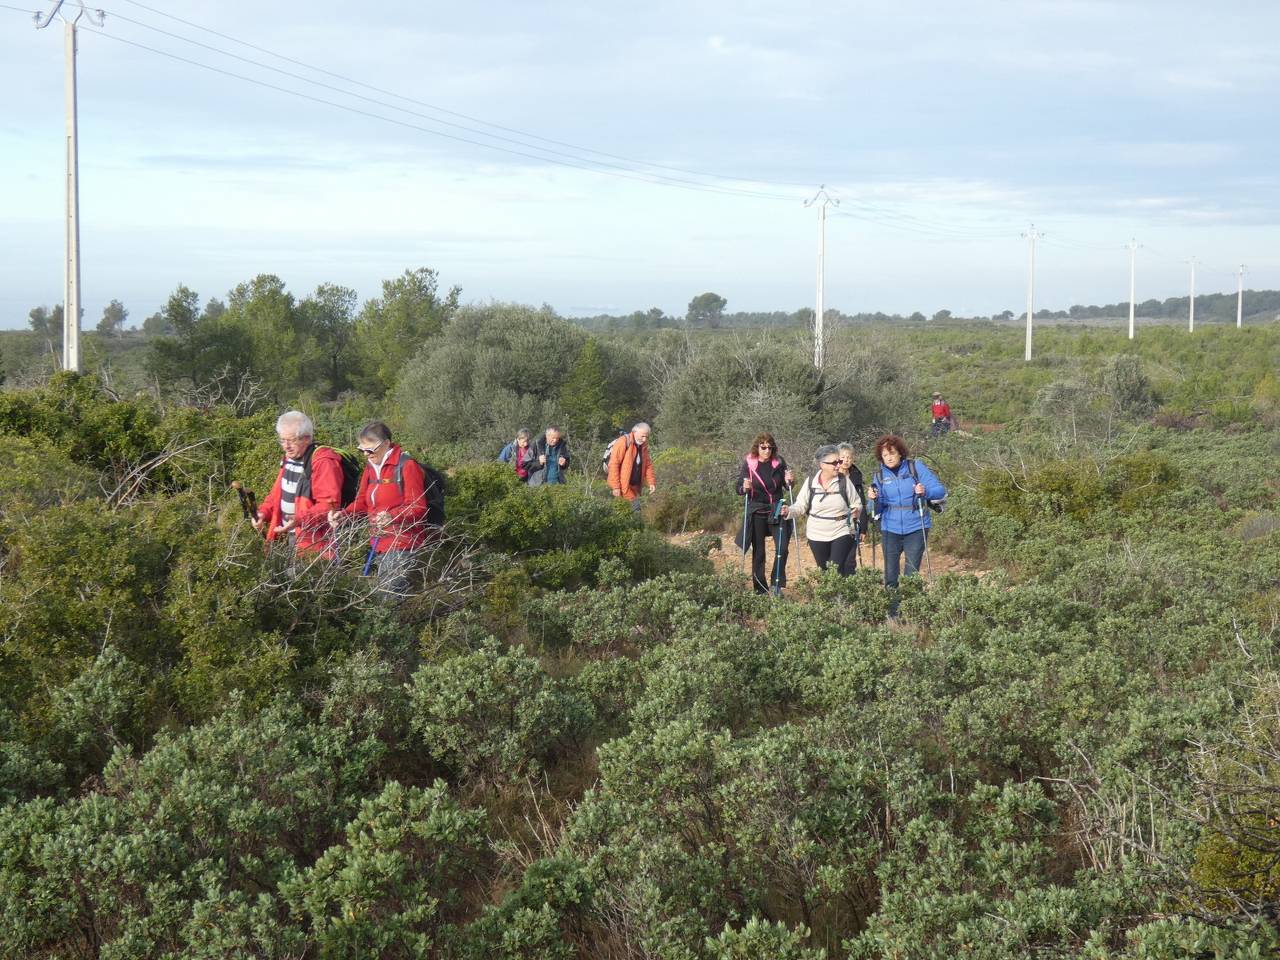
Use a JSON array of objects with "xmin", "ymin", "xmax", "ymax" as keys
[
  {"xmin": 528, "ymin": 425, "xmax": 571, "ymax": 486},
  {"xmin": 735, "ymin": 432, "xmax": 794, "ymax": 595},
  {"xmin": 866, "ymin": 434, "xmax": 947, "ymax": 617},
  {"xmin": 836, "ymin": 442, "xmax": 869, "ymax": 573},
  {"xmin": 497, "ymin": 428, "xmax": 534, "ymax": 482}
]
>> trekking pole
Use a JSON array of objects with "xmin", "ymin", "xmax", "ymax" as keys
[
  {"xmin": 772, "ymin": 518, "xmax": 783, "ymax": 598},
  {"xmin": 787, "ymin": 482, "xmax": 800, "ymax": 580},
  {"xmin": 739, "ymin": 494, "xmax": 750, "ymax": 577},
  {"xmin": 916, "ymin": 491, "xmax": 933, "ymax": 581},
  {"xmin": 362, "ymin": 536, "xmax": 381, "ymax": 576},
  {"xmin": 230, "ymin": 481, "xmax": 259, "ymax": 522}
]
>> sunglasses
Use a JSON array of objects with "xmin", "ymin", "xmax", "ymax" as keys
[
  {"xmin": 358, "ymin": 445, "xmax": 380, "ymax": 456},
  {"xmin": 822, "ymin": 460, "xmax": 841, "ymax": 466}
]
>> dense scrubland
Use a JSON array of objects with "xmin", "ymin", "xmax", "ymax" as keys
[{"xmin": 1, "ymin": 272, "xmax": 1279, "ymax": 958}]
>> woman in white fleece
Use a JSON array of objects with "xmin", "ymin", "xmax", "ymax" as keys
[{"xmin": 788, "ymin": 443, "xmax": 863, "ymax": 574}]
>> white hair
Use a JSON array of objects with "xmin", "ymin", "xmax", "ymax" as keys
[
  {"xmin": 632, "ymin": 422, "xmax": 651, "ymax": 433},
  {"xmin": 276, "ymin": 410, "xmax": 314, "ymax": 438}
]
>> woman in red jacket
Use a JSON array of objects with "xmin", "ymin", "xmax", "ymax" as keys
[
  {"xmin": 329, "ymin": 421, "xmax": 431, "ymax": 595},
  {"xmin": 255, "ymin": 410, "xmax": 345, "ymax": 559}
]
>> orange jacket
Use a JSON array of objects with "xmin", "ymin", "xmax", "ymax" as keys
[
  {"xmin": 258, "ymin": 445, "xmax": 345, "ymax": 555},
  {"xmin": 607, "ymin": 432, "xmax": 655, "ymax": 500}
]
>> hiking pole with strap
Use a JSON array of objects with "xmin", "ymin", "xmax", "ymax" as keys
[
  {"xmin": 231, "ymin": 481, "xmax": 259, "ymax": 523},
  {"xmin": 739, "ymin": 493, "xmax": 750, "ymax": 576}
]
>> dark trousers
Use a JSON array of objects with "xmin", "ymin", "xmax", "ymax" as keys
[
  {"xmin": 808, "ymin": 535, "xmax": 855, "ymax": 575},
  {"xmin": 749, "ymin": 512, "xmax": 788, "ymax": 594},
  {"xmin": 881, "ymin": 528, "xmax": 926, "ymax": 614}
]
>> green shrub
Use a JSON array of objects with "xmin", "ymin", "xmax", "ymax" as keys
[
  {"xmin": 409, "ymin": 639, "xmax": 588, "ymax": 782},
  {"xmin": 284, "ymin": 779, "xmax": 487, "ymax": 957}
]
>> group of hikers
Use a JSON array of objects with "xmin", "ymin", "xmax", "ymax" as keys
[
  {"xmin": 497, "ymin": 423, "xmax": 657, "ymax": 508},
  {"xmin": 734, "ymin": 432, "xmax": 946, "ymax": 615},
  {"xmin": 243, "ymin": 397, "xmax": 951, "ymax": 613}
]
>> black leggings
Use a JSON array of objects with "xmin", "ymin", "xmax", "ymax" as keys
[
  {"xmin": 809, "ymin": 535, "xmax": 855, "ymax": 575},
  {"xmin": 749, "ymin": 512, "xmax": 788, "ymax": 593}
]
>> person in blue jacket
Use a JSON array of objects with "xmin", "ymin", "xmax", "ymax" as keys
[{"xmin": 866, "ymin": 434, "xmax": 946, "ymax": 616}]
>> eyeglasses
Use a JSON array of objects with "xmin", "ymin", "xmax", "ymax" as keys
[
  {"xmin": 278, "ymin": 436, "xmax": 303, "ymax": 446},
  {"xmin": 822, "ymin": 460, "xmax": 841, "ymax": 466}
]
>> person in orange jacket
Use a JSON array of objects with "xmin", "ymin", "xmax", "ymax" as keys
[
  {"xmin": 254, "ymin": 410, "xmax": 345, "ymax": 558},
  {"xmin": 607, "ymin": 421, "xmax": 656, "ymax": 511}
]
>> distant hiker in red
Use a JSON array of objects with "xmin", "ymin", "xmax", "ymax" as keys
[
  {"xmin": 255, "ymin": 410, "xmax": 344, "ymax": 557},
  {"xmin": 930, "ymin": 392, "xmax": 955, "ymax": 437},
  {"xmin": 329, "ymin": 421, "xmax": 436, "ymax": 595}
]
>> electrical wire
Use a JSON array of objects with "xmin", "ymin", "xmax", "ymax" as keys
[
  {"xmin": 112, "ymin": 0, "xmax": 819, "ymax": 191},
  {"xmin": 85, "ymin": 5, "xmax": 799, "ymax": 200},
  {"xmin": 77, "ymin": 25, "xmax": 806, "ymax": 202}
]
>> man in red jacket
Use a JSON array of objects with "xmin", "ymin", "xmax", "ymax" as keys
[
  {"xmin": 329, "ymin": 421, "xmax": 433, "ymax": 595},
  {"xmin": 254, "ymin": 410, "xmax": 344, "ymax": 559}
]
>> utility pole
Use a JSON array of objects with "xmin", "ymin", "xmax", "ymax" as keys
[
  {"xmin": 804, "ymin": 186, "xmax": 838, "ymax": 371},
  {"xmin": 1186, "ymin": 258, "xmax": 1198, "ymax": 333},
  {"xmin": 35, "ymin": 1, "xmax": 104, "ymax": 375},
  {"xmin": 1237, "ymin": 264, "xmax": 1246, "ymax": 328},
  {"xmin": 1022, "ymin": 224, "xmax": 1041, "ymax": 361},
  {"xmin": 1126, "ymin": 239, "xmax": 1141, "ymax": 341}
]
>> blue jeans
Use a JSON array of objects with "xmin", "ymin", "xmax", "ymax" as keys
[{"xmin": 881, "ymin": 529, "xmax": 925, "ymax": 613}]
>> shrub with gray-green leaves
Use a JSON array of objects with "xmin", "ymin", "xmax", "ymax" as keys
[{"xmin": 409, "ymin": 639, "xmax": 590, "ymax": 783}]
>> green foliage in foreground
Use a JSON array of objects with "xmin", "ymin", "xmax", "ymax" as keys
[{"xmin": 1, "ymin": 372, "xmax": 1279, "ymax": 957}]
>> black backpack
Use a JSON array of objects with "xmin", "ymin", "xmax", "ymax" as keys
[
  {"xmin": 373, "ymin": 454, "xmax": 446, "ymax": 527},
  {"xmin": 419, "ymin": 462, "xmax": 446, "ymax": 526},
  {"xmin": 296, "ymin": 445, "xmax": 362, "ymax": 508}
]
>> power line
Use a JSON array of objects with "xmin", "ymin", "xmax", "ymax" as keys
[
  {"xmin": 87, "ymin": 5, "xmax": 798, "ymax": 200},
  {"xmin": 111, "ymin": 0, "xmax": 818, "ymax": 192},
  {"xmin": 77, "ymin": 25, "xmax": 803, "ymax": 202}
]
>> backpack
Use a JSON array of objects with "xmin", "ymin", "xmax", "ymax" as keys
[
  {"xmin": 601, "ymin": 431, "xmax": 628, "ymax": 473},
  {"xmin": 297, "ymin": 445, "xmax": 362, "ymax": 508},
  {"xmin": 379, "ymin": 454, "xmax": 446, "ymax": 526},
  {"xmin": 808, "ymin": 472, "xmax": 855, "ymax": 532},
  {"xmin": 874, "ymin": 461, "xmax": 944, "ymax": 514}
]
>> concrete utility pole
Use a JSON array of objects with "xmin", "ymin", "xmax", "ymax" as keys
[
  {"xmin": 1126, "ymin": 239, "xmax": 1141, "ymax": 341},
  {"xmin": 1237, "ymin": 264, "xmax": 1246, "ymax": 328},
  {"xmin": 1187, "ymin": 258, "xmax": 1198, "ymax": 333},
  {"xmin": 35, "ymin": 0, "xmax": 104, "ymax": 375},
  {"xmin": 804, "ymin": 186, "xmax": 838, "ymax": 371},
  {"xmin": 1022, "ymin": 224, "xmax": 1041, "ymax": 361}
]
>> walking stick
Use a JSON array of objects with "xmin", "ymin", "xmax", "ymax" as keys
[
  {"xmin": 917, "ymin": 493, "xmax": 933, "ymax": 581},
  {"xmin": 362, "ymin": 536, "xmax": 381, "ymax": 577},
  {"xmin": 771, "ymin": 518, "xmax": 784, "ymax": 598},
  {"xmin": 739, "ymin": 493, "xmax": 750, "ymax": 577},
  {"xmin": 231, "ymin": 481, "xmax": 259, "ymax": 522},
  {"xmin": 787, "ymin": 482, "xmax": 800, "ymax": 580}
]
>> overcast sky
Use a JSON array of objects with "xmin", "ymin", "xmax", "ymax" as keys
[{"xmin": 2, "ymin": 0, "xmax": 1278, "ymax": 328}]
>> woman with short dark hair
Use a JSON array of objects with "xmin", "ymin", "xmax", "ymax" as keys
[
  {"xmin": 735, "ymin": 432, "xmax": 793, "ymax": 595},
  {"xmin": 867, "ymin": 434, "xmax": 946, "ymax": 616}
]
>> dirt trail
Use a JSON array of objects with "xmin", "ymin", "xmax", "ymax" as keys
[{"xmin": 668, "ymin": 527, "xmax": 990, "ymax": 582}]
